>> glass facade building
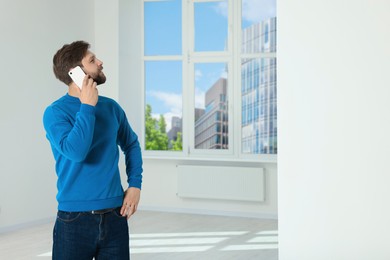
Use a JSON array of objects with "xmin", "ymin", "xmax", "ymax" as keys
[
  {"xmin": 195, "ymin": 78, "xmax": 228, "ymax": 149},
  {"xmin": 241, "ymin": 18, "xmax": 277, "ymax": 154}
]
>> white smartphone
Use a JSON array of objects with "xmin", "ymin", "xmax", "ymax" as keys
[{"xmin": 68, "ymin": 66, "xmax": 85, "ymax": 89}]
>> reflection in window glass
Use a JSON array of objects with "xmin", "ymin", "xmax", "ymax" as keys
[
  {"xmin": 241, "ymin": 58, "xmax": 277, "ymax": 154},
  {"xmin": 145, "ymin": 61, "xmax": 183, "ymax": 151},
  {"xmin": 194, "ymin": 63, "xmax": 229, "ymax": 150},
  {"xmin": 144, "ymin": 0, "xmax": 182, "ymax": 55},
  {"xmin": 241, "ymin": 0, "xmax": 276, "ymax": 53},
  {"xmin": 194, "ymin": 1, "xmax": 228, "ymax": 52}
]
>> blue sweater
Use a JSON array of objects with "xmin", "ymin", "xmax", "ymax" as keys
[{"xmin": 43, "ymin": 94, "xmax": 143, "ymax": 212}]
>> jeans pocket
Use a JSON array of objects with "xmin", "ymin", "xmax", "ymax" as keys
[
  {"xmin": 112, "ymin": 208, "xmax": 126, "ymax": 219},
  {"xmin": 57, "ymin": 211, "xmax": 81, "ymax": 223}
]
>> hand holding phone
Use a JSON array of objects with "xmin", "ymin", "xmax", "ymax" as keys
[
  {"xmin": 68, "ymin": 66, "xmax": 86, "ymax": 89},
  {"xmin": 68, "ymin": 66, "xmax": 98, "ymax": 106}
]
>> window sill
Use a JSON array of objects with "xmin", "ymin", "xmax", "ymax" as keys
[{"xmin": 142, "ymin": 154, "xmax": 277, "ymax": 166}]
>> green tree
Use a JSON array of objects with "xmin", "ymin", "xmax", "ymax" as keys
[
  {"xmin": 159, "ymin": 114, "xmax": 167, "ymax": 134},
  {"xmin": 145, "ymin": 104, "xmax": 169, "ymax": 150},
  {"xmin": 171, "ymin": 132, "xmax": 182, "ymax": 151}
]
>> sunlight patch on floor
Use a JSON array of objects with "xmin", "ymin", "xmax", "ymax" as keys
[
  {"xmin": 131, "ymin": 231, "xmax": 248, "ymax": 238},
  {"xmin": 248, "ymin": 235, "xmax": 278, "ymax": 243},
  {"xmin": 37, "ymin": 230, "xmax": 278, "ymax": 256},
  {"xmin": 131, "ymin": 237, "xmax": 228, "ymax": 246},
  {"xmin": 222, "ymin": 229, "xmax": 278, "ymax": 251},
  {"xmin": 221, "ymin": 244, "xmax": 279, "ymax": 251},
  {"xmin": 132, "ymin": 246, "xmax": 214, "ymax": 254}
]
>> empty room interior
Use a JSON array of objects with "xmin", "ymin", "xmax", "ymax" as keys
[{"xmin": 1, "ymin": 0, "xmax": 390, "ymax": 260}]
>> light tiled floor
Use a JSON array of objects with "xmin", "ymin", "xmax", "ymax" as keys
[{"xmin": 0, "ymin": 210, "xmax": 278, "ymax": 260}]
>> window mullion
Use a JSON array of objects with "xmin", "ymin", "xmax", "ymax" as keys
[
  {"xmin": 181, "ymin": 0, "xmax": 190, "ymax": 156},
  {"xmin": 186, "ymin": 0, "xmax": 195, "ymax": 155},
  {"xmin": 232, "ymin": 0, "xmax": 241, "ymax": 158}
]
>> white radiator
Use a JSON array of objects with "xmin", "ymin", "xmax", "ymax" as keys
[{"xmin": 176, "ymin": 165, "xmax": 265, "ymax": 202}]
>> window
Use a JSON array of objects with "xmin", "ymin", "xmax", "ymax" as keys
[
  {"xmin": 144, "ymin": 61, "xmax": 182, "ymax": 151},
  {"xmin": 143, "ymin": 0, "xmax": 277, "ymax": 159},
  {"xmin": 144, "ymin": 0, "xmax": 183, "ymax": 151}
]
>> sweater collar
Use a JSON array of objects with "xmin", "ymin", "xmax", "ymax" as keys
[{"xmin": 64, "ymin": 93, "xmax": 81, "ymax": 103}]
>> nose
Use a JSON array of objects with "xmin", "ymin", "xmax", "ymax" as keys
[{"xmin": 97, "ymin": 58, "xmax": 103, "ymax": 67}]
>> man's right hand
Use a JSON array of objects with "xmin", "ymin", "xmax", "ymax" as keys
[{"xmin": 79, "ymin": 75, "xmax": 98, "ymax": 106}]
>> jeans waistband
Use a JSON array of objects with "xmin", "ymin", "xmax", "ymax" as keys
[
  {"xmin": 90, "ymin": 207, "xmax": 118, "ymax": 215},
  {"xmin": 59, "ymin": 207, "xmax": 119, "ymax": 215}
]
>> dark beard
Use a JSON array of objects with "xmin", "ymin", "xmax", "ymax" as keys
[{"xmin": 94, "ymin": 72, "xmax": 106, "ymax": 85}]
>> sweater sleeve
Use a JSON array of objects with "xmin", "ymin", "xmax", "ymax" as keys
[
  {"xmin": 43, "ymin": 104, "xmax": 96, "ymax": 162},
  {"xmin": 116, "ymin": 109, "xmax": 143, "ymax": 189}
]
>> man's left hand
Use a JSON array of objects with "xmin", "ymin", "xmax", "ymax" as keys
[{"xmin": 120, "ymin": 187, "xmax": 141, "ymax": 219}]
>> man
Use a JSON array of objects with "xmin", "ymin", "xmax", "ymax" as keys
[{"xmin": 43, "ymin": 41, "xmax": 143, "ymax": 259}]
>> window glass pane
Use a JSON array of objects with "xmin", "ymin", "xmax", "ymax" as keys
[
  {"xmin": 144, "ymin": 0, "xmax": 182, "ymax": 55},
  {"xmin": 241, "ymin": 58, "xmax": 277, "ymax": 154},
  {"xmin": 241, "ymin": 0, "xmax": 276, "ymax": 53},
  {"xmin": 194, "ymin": 63, "xmax": 229, "ymax": 150},
  {"xmin": 194, "ymin": 1, "xmax": 228, "ymax": 52},
  {"xmin": 145, "ymin": 61, "xmax": 183, "ymax": 151}
]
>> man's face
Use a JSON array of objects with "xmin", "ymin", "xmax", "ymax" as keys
[{"xmin": 81, "ymin": 50, "xmax": 106, "ymax": 85}]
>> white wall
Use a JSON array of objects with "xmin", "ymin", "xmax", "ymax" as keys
[
  {"xmin": 278, "ymin": 0, "xmax": 390, "ymax": 259},
  {"xmin": 94, "ymin": 0, "xmax": 119, "ymax": 100},
  {"xmin": 0, "ymin": 0, "xmax": 95, "ymax": 230}
]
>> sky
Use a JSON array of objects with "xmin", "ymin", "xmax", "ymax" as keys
[{"xmin": 144, "ymin": 0, "xmax": 276, "ymax": 131}]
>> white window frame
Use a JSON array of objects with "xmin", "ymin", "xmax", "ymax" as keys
[{"xmin": 141, "ymin": 0, "xmax": 277, "ymax": 163}]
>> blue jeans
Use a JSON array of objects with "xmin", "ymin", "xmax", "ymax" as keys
[{"xmin": 52, "ymin": 208, "xmax": 129, "ymax": 260}]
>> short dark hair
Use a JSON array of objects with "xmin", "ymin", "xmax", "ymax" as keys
[{"xmin": 53, "ymin": 41, "xmax": 90, "ymax": 85}]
